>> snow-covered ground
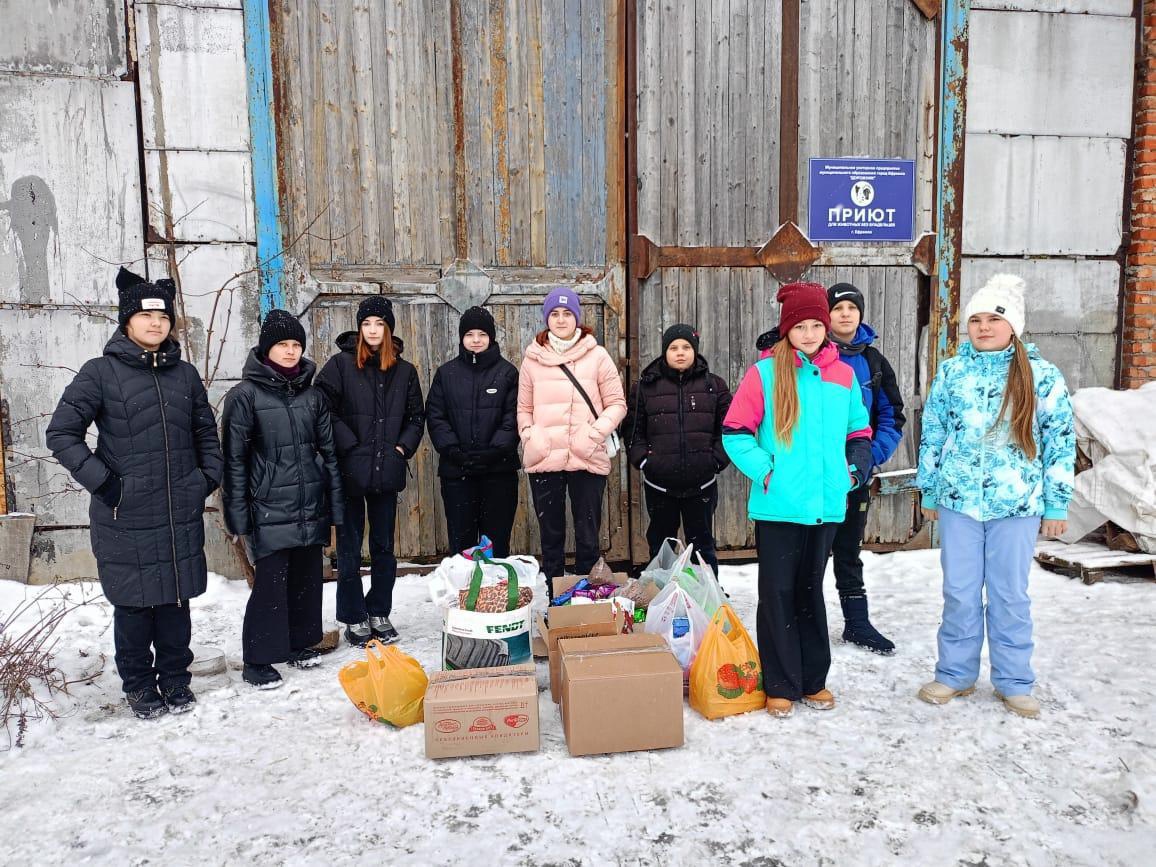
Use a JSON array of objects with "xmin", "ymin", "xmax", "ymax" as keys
[{"xmin": 1, "ymin": 550, "xmax": 1153, "ymax": 865}]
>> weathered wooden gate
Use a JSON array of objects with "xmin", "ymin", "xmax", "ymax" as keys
[
  {"xmin": 271, "ymin": 0, "xmax": 629, "ymax": 561},
  {"xmin": 629, "ymin": 0, "xmax": 937, "ymax": 554}
]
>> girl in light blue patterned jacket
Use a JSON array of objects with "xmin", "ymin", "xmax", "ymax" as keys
[{"xmin": 915, "ymin": 274, "xmax": 1075, "ymax": 720}]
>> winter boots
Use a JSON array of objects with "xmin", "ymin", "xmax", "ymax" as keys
[
  {"xmin": 765, "ymin": 698, "xmax": 794, "ymax": 718},
  {"xmin": 344, "ymin": 620, "xmax": 372, "ymax": 647},
  {"xmin": 996, "ymin": 692, "xmax": 1041, "ymax": 719},
  {"xmin": 243, "ymin": 663, "xmax": 284, "ymax": 690},
  {"xmin": 287, "ymin": 648, "xmax": 321, "ymax": 669},
  {"xmin": 840, "ymin": 595, "xmax": 895, "ymax": 655},
  {"xmin": 161, "ymin": 684, "xmax": 197, "ymax": 714},
  {"xmin": 369, "ymin": 616, "xmax": 399, "ymax": 644},
  {"xmin": 917, "ymin": 680, "xmax": 976, "ymax": 705},
  {"xmin": 802, "ymin": 689, "xmax": 836, "ymax": 710},
  {"xmin": 126, "ymin": 687, "xmax": 169, "ymax": 720}
]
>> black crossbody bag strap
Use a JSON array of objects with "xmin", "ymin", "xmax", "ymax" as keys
[{"xmin": 559, "ymin": 364, "xmax": 600, "ymax": 420}]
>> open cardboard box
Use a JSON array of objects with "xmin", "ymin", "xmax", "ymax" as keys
[
  {"xmin": 557, "ymin": 633, "xmax": 684, "ymax": 757},
  {"xmin": 424, "ymin": 663, "xmax": 539, "ymax": 759},
  {"xmin": 536, "ymin": 576, "xmax": 629, "ymax": 702}
]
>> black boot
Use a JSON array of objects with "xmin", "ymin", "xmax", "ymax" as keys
[
  {"xmin": 287, "ymin": 647, "xmax": 321, "ymax": 669},
  {"xmin": 243, "ymin": 663, "xmax": 284, "ymax": 690},
  {"xmin": 840, "ymin": 595, "xmax": 895, "ymax": 655},
  {"xmin": 161, "ymin": 684, "xmax": 197, "ymax": 714},
  {"xmin": 126, "ymin": 687, "xmax": 169, "ymax": 720}
]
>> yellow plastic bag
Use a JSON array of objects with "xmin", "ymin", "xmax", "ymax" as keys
[
  {"xmin": 338, "ymin": 640, "xmax": 429, "ymax": 727},
  {"xmin": 689, "ymin": 604, "xmax": 766, "ymax": 719}
]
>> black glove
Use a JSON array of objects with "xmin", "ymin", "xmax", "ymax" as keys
[{"xmin": 94, "ymin": 475, "xmax": 122, "ymax": 509}]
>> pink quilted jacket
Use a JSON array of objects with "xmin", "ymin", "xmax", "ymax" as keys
[{"xmin": 517, "ymin": 334, "xmax": 627, "ymax": 475}]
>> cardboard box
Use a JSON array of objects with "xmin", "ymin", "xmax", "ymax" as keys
[
  {"xmin": 557, "ymin": 634, "xmax": 684, "ymax": 757},
  {"xmin": 537, "ymin": 604, "xmax": 626, "ymax": 703},
  {"xmin": 424, "ymin": 664, "xmax": 539, "ymax": 759}
]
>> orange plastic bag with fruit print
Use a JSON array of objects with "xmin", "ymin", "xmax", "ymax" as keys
[
  {"xmin": 689, "ymin": 604, "xmax": 766, "ymax": 719},
  {"xmin": 339, "ymin": 640, "xmax": 428, "ymax": 727}
]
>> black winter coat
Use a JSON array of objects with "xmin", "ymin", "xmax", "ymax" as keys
[
  {"xmin": 426, "ymin": 342, "xmax": 520, "ymax": 478},
  {"xmin": 314, "ymin": 332, "xmax": 425, "ymax": 496},
  {"xmin": 622, "ymin": 355, "xmax": 733, "ymax": 497},
  {"xmin": 221, "ymin": 350, "xmax": 345, "ymax": 561},
  {"xmin": 45, "ymin": 333, "xmax": 223, "ymax": 607}
]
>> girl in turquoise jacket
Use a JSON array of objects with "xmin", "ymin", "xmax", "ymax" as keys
[
  {"xmin": 724, "ymin": 282, "xmax": 872, "ymax": 718},
  {"xmin": 916, "ymin": 274, "xmax": 1075, "ymax": 719}
]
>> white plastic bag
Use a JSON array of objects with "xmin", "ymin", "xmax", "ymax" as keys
[
  {"xmin": 638, "ymin": 537, "xmax": 687, "ymax": 589},
  {"xmin": 429, "ymin": 554, "xmax": 545, "ymax": 612},
  {"xmin": 674, "ymin": 550, "xmax": 726, "ymax": 617},
  {"xmin": 642, "ymin": 581, "xmax": 710, "ymax": 684}
]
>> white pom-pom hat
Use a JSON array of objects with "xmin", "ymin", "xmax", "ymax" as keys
[{"xmin": 964, "ymin": 273, "xmax": 1026, "ymax": 337}]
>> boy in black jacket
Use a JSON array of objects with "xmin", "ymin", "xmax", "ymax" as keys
[{"xmin": 622, "ymin": 324, "xmax": 733, "ymax": 573}]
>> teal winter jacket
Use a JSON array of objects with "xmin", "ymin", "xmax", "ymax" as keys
[
  {"xmin": 916, "ymin": 342, "xmax": 1075, "ymax": 521},
  {"xmin": 723, "ymin": 342, "xmax": 873, "ymax": 525}
]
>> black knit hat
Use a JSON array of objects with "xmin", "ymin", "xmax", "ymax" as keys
[
  {"xmin": 662, "ymin": 323, "xmax": 700, "ymax": 354},
  {"xmin": 116, "ymin": 266, "xmax": 175, "ymax": 327},
  {"xmin": 357, "ymin": 295, "xmax": 395, "ymax": 332},
  {"xmin": 459, "ymin": 306, "xmax": 496, "ymax": 341},
  {"xmin": 258, "ymin": 309, "xmax": 307, "ymax": 358},
  {"xmin": 827, "ymin": 282, "xmax": 865, "ymax": 316}
]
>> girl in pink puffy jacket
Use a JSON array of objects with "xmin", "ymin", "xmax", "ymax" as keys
[{"xmin": 518, "ymin": 288, "xmax": 627, "ymax": 586}]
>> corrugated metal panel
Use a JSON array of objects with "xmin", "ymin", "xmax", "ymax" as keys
[
  {"xmin": 968, "ymin": 11, "xmax": 1135, "ymax": 137},
  {"xmin": 972, "ymin": 1, "xmax": 1132, "ymax": 13},
  {"xmin": 0, "ymin": 306, "xmax": 112, "ymax": 525},
  {"xmin": 963, "ymin": 134, "xmax": 1127, "ymax": 255},
  {"xmin": 0, "ymin": 0, "xmax": 126, "ymax": 77},
  {"xmin": 136, "ymin": 3, "xmax": 249, "ymax": 151},
  {"xmin": 0, "ymin": 77, "xmax": 143, "ymax": 306},
  {"xmin": 143, "ymin": 149, "xmax": 255, "ymax": 243},
  {"xmin": 146, "ymin": 242, "xmax": 260, "ymax": 384}
]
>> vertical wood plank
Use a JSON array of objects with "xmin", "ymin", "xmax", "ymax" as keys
[
  {"xmin": 526, "ymin": 0, "xmax": 548, "ymax": 266},
  {"xmin": 350, "ymin": 0, "xmax": 380, "ymax": 262},
  {"xmin": 368, "ymin": 0, "xmax": 398, "ymax": 263}
]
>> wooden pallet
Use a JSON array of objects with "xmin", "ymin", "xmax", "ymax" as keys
[{"xmin": 1035, "ymin": 540, "xmax": 1156, "ymax": 585}]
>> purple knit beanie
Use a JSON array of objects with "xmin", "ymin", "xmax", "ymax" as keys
[{"xmin": 542, "ymin": 287, "xmax": 581, "ymax": 326}]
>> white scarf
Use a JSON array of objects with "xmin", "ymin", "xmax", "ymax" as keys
[{"xmin": 547, "ymin": 330, "xmax": 581, "ymax": 355}]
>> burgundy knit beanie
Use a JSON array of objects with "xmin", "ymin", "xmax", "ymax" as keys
[{"xmin": 776, "ymin": 282, "xmax": 831, "ymax": 336}]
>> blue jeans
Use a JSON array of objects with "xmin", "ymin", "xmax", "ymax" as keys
[
  {"xmin": 935, "ymin": 508, "xmax": 1040, "ymax": 696},
  {"xmin": 335, "ymin": 492, "xmax": 398, "ymax": 624}
]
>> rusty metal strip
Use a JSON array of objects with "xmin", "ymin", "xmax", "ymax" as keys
[
  {"xmin": 911, "ymin": 0, "xmax": 940, "ymax": 19},
  {"xmin": 931, "ymin": 0, "xmax": 969, "ymax": 380},
  {"xmin": 778, "ymin": 0, "xmax": 801, "ymax": 225},
  {"xmin": 449, "ymin": 0, "xmax": 468, "ymax": 260},
  {"xmin": 634, "ymin": 221, "xmax": 822, "ymax": 284}
]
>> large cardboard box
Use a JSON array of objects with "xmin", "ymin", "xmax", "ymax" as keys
[
  {"xmin": 537, "ymin": 607, "xmax": 627, "ymax": 703},
  {"xmin": 424, "ymin": 664, "xmax": 539, "ymax": 759},
  {"xmin": 557, "ymin": 634, "xmax": 684, "ymax": 757}
]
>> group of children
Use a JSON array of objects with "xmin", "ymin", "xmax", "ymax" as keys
[{"xmin": 47, "ymin": 267, "xmax": 1074, "ymax": 723}]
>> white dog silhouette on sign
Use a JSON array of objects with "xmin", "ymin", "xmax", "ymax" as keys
[{"xmin": 850, "ymin": 181, "xmax": 875, "ymax": 207}]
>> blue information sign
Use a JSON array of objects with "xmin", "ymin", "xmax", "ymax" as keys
[{"xmin": 807, "ymin": 158, "xmax": 916, "ymax": 242}]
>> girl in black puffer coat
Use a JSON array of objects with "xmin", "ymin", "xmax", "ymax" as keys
[
  {"xmin": 426, "ymin": 306, "xmax": 520, "ymax": 557},
  {"xmin": 315, "ymin": 296, "xmax": 425, "ymax": 647},
  {"xmin": 222, "ymin": 310, "xmax": 344, "ymax": 689},
  {"xmin": 47, "ymin": 267, "xmax": 223, "ymax": 720},
  {"xmin": 622, "ymin": 324, "xmax": 733, "ymax": 573}
]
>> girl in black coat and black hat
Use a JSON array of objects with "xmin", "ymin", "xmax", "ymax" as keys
[
  {"xmin": 46, "ymin": 267, "xmax": 223, "ymax": 719},
  {"xmin": 315, "ymin": 296, "xmax": 425, "ymax": 647},
  {"xmin": 221, "ymin": 310, "xmax": 344, "ymax": 689},
  {"xmin": 426, "ymin": 306, "xmax": 521, "ymax": 557},
  {"xmin": 622, "ymin": 324, "xmax": 733, "ymax": 573}
]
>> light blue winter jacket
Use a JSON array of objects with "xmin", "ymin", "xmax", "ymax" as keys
[{"xmin": 916, "ymin": 342, "xmax": 1075, "ymax": 521}]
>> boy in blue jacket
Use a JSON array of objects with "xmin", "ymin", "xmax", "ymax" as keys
[{"xmin": 826, "ymin": 284, "xmax": 906, "ymax": 653}]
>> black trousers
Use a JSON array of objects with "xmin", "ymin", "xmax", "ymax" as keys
[
  {"xmin": 113, "ymin": 603, "xmax": 193, "ymax": 694},
  {"xmin": 755, "ymin": 521, "xmax": 838, "ymax": 700},
  {"xmin": 831, "ymin": 484, "xmax": 872, "ymax": 599},
  {"xmin": 336, "ymin": 492, "xmax": 398, "ymax": 624},
  {"xmin": 528, "ymin": 470, "xmax": 606, "ymax": 582},
  {"xmin": 440, "ymin": 472, "xmax": 519, "ymax": 558},
  {"xmin": 644, "ymin": 482, "xmax": 720, "ymax": 574},
  {"xmin": 243, "ymin": 545, "xmax": 323, "ymax": 665}
]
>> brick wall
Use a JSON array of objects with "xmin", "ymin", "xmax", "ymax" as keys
[{"xmin": 1123, "ymin": 7, "xmax": 1156, "ymax": 388}]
